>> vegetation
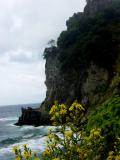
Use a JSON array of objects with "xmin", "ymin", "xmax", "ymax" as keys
[
  {"xmin": 58, "ymin": 5, "xmax": 120, "ymax": 72},
  {"xmin": 87, "ymin": 96, "xmax": 120, "ymax": 133},
  {"xmin": 13, "ymin": 100, "xmax": 120, "ymax": 160},
  {"xmin": 86, "ymin": 95, "xmax": 120, "ymax": 156},
  {"xmin": 43, "ymin": 1, "xmax": 120, "ymax": 73}
]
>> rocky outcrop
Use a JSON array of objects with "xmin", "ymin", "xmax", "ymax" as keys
[{"xmin": 15, "ymin": 107, "xmax": 50, "ymax": 126}]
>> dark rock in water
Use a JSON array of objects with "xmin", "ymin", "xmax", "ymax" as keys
[{"xmin": 15, "ymin": 107, "xmax": 50, "ymax": 126}]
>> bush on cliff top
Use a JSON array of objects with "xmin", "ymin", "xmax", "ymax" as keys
[
  {"xmin": 58, "ymin": 5, "xmax": 120, "ymax": 72},
  {"xmin": 44, "ymin": 2, "xmax": 120, "ymax": 72}
]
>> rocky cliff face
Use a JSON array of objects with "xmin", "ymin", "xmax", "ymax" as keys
[
  {"xmin": 42, "ymin": 0, "xmax": 120, "ymax": 110},
  {"xmin": 43, "ymin": 54, "xmax": 110, "ymax": 109},
  {"xmin": 44, "ymin": 47, "xmax": 86, "ymax": 108}
]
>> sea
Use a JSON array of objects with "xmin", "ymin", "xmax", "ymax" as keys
[{"xmin": 0, "ymin": 104, "xmax": 53, "ymax": 160}]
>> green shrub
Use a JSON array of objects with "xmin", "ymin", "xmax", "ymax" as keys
[
  {"xmin": 86, "ymin": 95, "xmax": 120, "ymax": 154},
  {"xmin": 86, "ymin": 95, "xmax": 120, "ymax": 134}
]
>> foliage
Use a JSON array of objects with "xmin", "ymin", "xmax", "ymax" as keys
[
  {"xmin": 13, "ymin": 101, "xmax": 120, "ymax": 159},
  {"xmin": 43, "ymin": 46, "xmax": 57, "ymax": 59},
  {"xmin": 109, "ymin": 74, "xmax": 120, "ymax": 92},
  {"xmin": 47, "ymin": 39, "xmax": 56, "ymax": 47},
  {"xmin": 13, "ymin": 144, "xmax": 41, "ymax": 160},
  {"xmin": 43, "ymin": 101, "xmax": 104, "ymax": 160},
  {"xmin": 56, "ymin": 3, "xmax": 120, "ymax": 72},
  {"xmin": 86, "ymin": 96, "xmax": 120, "ymax": 134},
  {"xmin": 86, "ymin": 95, "xmax": 120, "ymax": 154},
  {"xmin": 107, "ymin": 138, "xmax": 120, "ymax": 160}
]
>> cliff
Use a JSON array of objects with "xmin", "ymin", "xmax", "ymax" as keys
[
  {"xmin": 42, "ymin": 0, "xmax": 120, "ymax": 110},
  {"xmin": 16, "ymin": 0, "xmax": 120, "ymax": 126}
]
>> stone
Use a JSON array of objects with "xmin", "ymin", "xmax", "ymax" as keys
[{"xmin": 15, "ymin": 107, "xmax": 50, "ymax": 126}]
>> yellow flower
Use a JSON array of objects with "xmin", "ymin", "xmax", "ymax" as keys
[
  {"xmin": 49, "ymin": 105, "xmax": 57, "ymax": 114},
  {"xmin": 107, "ymin": 155, "xmax": 114, "ymax": 160},
  {"xmin": 44, "ymin": 148, "xmax": 51, "ymax": 156},
  {"xmin": 115, "ymin": 155, "xmax": 120, "ymax": 160},
  {"xmin": 69, "ymin": 101, "xmax": 84, "ymax": 112},
  {"xmin": 15, "ymin": 156, "xmax": 21, "ymax": 160},
  {"xmin": 24, "ymin": 151, "xmax": 31, "ymax": 159},
  {"xmin": 108, "ymin": 151, "xmax": 114, "ymax": 156},
  {"xmin": 48, "ymin": 133, "xmax": 54, "ymax": 139},
  {"xmin": 12, "ymin": 145, "xmax": 19, "ymax": 153},
  {"xmin": 50, "ymin": 115, "xmax": 56, "ymax": 121},
  {"xmin": 23, "ymin": 144, "xmax": 27, "ymax": 148},
  {"xmin": 69, "ymin": 105, "xmax": 74, "ymax": 111},
  {"xmin": 59, "ymin": 104, "xmax": 66, "ymax": 110},
  {"xmin": 34, "ymin": 158, "xmax": 40, "ymax": 160},
  {"xmin": 93, "ymin": 131, "xmax": 100, "ymax": 137},
  {"xmin": 65, "ymin": 131, "xmax": 73, "ymax": 139},
  {"xmin": 55, "ymin": 112, "xmax": 59, "ymax": 117},
  {"xmin": 91, "ymin": 128, "xmax": 101, "ymax": 135},
  {"xmin": 60, "ymin": 109, "xmax": 67, "ymax": 115},
  {"xmin": 77, "ymin": 148, "xmax": 81, "ymax": 153}
]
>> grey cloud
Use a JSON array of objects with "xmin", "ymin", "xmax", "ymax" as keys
[
  {"xmin": 0, "ymin": 0, "xmax": 86, "ymax": 57},
  {"xmin": 0, "ymin": 0, "xmax": 86, "ymax": 105},
  {"xmin": 9, "ymin": 49, "xmax": 40, "ymax": 63}
]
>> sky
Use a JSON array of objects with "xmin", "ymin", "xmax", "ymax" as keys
[{"xmin": 0, "ymin": 0, "xmax": 86, "ymax": 106}]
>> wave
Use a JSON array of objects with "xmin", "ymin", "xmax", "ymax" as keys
[
  {"xmin": 0, "ymin": 126, "xmax": 55, "ymax": 147},
  {"xmin": 0, "ymin": 136, "xmax": 47, "ymax": 160},
  {"xmin": 0, "ymin": 137, "xmax": 22, "ymax": 148},
  {"xmin": 20, "ymin": 125, "xmax": 37, "ymax": 131},
  {"xmin": 0, "ymin": 125, "xmax": 55, "ymax": 160},
  {"xmin": 0, "ymin": 117, "xmax": 18, "ymax": 122},
  {"xmin": 23, "ymin": 133, "xmax": 34, "ymax": 139}
]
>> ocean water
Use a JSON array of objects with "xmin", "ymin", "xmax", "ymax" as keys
[{"xmin": 0, "ymin": 104, "xmax": 53, "ymax": 160}]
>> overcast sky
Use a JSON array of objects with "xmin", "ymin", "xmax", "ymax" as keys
[{"xmin": 0, "ymin": 0, "xmax": 86, "ymax": 106}]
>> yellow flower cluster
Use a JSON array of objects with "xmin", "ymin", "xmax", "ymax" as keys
[
  {"xmin": 49, "ymin": 102, "xmax": 67, "ymax": 124},
  {"xmin": 69, "ymin": 101, "xmax": 84, "ymax": 112},
  {"xmin": 49, "ymin": 105, "xmax": 58, "ymax": 114},
  {"xmin": 107, "ymin": 138, "xmax": 120, "ymax": 160},
  {"xmin": 90, "ymin": 128, "xmax": 101, "ymax": 138},
  {"xmin": 13, "ymin": 145, "xmax": 19, "ymax": 153},
  {"xmin": 44, "ymin": 147, "xmax": 51, "ymax": 156},
  {"xmin": 15, "ymin": 156, "xmax": 21, "ymax": 160},
  {"xmin": 24, "ymin": 151, "xmax": 31, "ymax": 159},
  {"xmin": 65, "ymin": 131, "xmax": 73, "ymax": 139},
  {"xmin": 13, "ymin": 144, "xmax": 40, "ymax": 160}
]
